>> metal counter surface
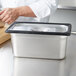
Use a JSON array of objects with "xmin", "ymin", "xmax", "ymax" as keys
[
  {"xmin": 0, "ymin": 35, "xmax": 76, "ymax": 76},
  {"xmin": 58, "ymin": 5, "xmax": 76, "ymax": 10},
  {"xmin": 58, "ymin": 0, "xmax": 76, "ymax": 10}
]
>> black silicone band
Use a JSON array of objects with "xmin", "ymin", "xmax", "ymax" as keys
[{"xmin": 5, "ymin": 22, "xmax": 71, "ymax": 36}]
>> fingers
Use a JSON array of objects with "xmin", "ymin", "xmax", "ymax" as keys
[
  {"xmin": 8, "ymin": 20, "xmax": 14, "ymax": 24},
  {"xmin": 0, "ymin": 10, "xmax": 7, "ymax": 19},
  {"xmin": 0, "ymin": 10, "xmax": 5, "ymax": 15},
  {"xmin": 5, "ymin": 17, "xmax": 11, "ymax": 23},
  {"xmin": 0, "ymin": 8, "xmax": 19, "ymax": 24},
  {"xmin": 5, "ymin": 17, "xmax": 14, "ymax": 24},
  {"xmin": 2, "ymin": 15, "xmax": 9, "ymax": 22},
  {"xmin": 0, "ymin": 9, "xmax": 12, "ymax": 23}
]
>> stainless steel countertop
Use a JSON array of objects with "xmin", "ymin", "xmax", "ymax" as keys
[
  {"xmin": 58, "ymin": 5, "xmax": 76, "ymax": 10},
  {"xmin": 0, "ymin": 35, "xmax": 76, "ymax": 76}
]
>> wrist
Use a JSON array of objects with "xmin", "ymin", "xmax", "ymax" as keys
[
  {"xmin": 16, "ymin": 6, "xmax": 27, "ymax": 16},
  {"xmin": 15, "ymin": 6, "xmax": 36, "ymax": 17}
]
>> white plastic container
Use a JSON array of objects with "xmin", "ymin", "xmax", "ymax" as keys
[{"xmin": 6, "ymin": 22, "xmax": 71, "ymax": 59}]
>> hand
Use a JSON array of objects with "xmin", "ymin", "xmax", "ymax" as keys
[
  {"xmin": 0, "ymin": 8, "xmax": 19, "ymax": 24},
  {"xmin": 0, "ymin": 6, "xmax": 36, "ymax": 24}
]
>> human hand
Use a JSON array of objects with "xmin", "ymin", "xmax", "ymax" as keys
[{"xmin": 0, "ymin": 8, "xmax": 19, "ymax": 24}]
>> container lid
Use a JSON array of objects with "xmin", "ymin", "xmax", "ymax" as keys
[{"xmin": 6, "ymin": 22, "xmax": 71, "ymax": 36}]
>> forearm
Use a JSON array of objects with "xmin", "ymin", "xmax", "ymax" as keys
[{"xmin": 16, "ymin": 6, "xmax": 36, "ymax": 17}]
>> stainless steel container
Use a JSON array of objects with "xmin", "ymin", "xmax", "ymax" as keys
[{"xmin": 6, "ymin": 22, "xmax": 71, "ymax": 59}]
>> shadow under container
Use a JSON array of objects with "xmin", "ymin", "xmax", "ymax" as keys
[{"xmin": 6, "ymin": 22, "xmax": 71, "ymax": 59}]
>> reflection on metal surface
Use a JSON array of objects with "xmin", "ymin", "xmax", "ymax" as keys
[
  {"xmin": 13, "ymin": 58, "xmax": 65, "ymax": 76},
  {"xmin": 71, "ymin": 32, "xmax": 76, "ymax": 35}
]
